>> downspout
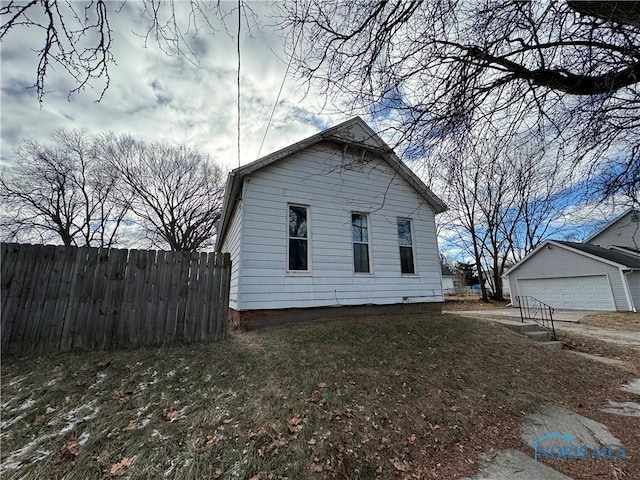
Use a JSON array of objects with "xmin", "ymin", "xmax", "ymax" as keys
[{"xmin": 620, "ymin": 268, "xmax": 636, "ymax": 313}]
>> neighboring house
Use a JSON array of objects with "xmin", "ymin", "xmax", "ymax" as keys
[
  {"xmin": 505, "ymin": 209, "xmax": 640, "ymax": 312},
  {"xmin": 215, "ymin": 117, "xmax": 447, "ymax": 328},
  {"xmin": 441, "ymin": 265, "xmax": 455, "ymax": 294}
]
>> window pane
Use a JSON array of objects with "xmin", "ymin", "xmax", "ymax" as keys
[
  {"xmin": 289, "ymin": 206, "xmax": 307, "ymax": 238},
  {"xmin": 289, "ymin": 239, "xmax": 308, "ymax": 270},
  {"xmin": 352, "ymin": 213, "xmax": 368, "ymax": 242},
  {"xmin": 353, "ymin": 243, "xmax": 370, "ymax": 273},
  {"xmin": 397, "ymin": 218, "xmax": 412, "ymax": 246},
  {"xmin": 400, "ymin": 246, "xmax": 415, "ymax": 274}
]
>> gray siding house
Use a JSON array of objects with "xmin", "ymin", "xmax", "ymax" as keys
[
  {"xmin": 216, "ymin": 117, "xmax": 447, "ymax": 328},
  {"xmin": 505, "ymin": 209, "xmax": 640, "ymax": 312}
]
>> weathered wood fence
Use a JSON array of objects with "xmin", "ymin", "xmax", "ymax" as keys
[{"xmin": 1, "ymin": 243, "xmax": 231, "ymax": 354}]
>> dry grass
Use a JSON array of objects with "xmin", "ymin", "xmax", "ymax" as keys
[
  {"xmin": 581, "ymin": 312, "xmax": 640, "ymax": 332},
  {"xmin": 443, "ymin": 295, "xmax": 510, "ymax": 311},
  {"xmin": 1, "ymin": 314, "xmax": 637, "ymax": 480}
]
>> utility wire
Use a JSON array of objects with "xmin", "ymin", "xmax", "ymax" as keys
[
  {"xmin": 236, "ymin": 0, "xmax": 242, "ymax": 167},
  {"xmin": 256, "ymin": 31, "xmax": 300, "ymax": 159}
]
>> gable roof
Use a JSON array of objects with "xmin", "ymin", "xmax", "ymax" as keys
[
  {"xmin": 504, "ymin": 239, "xmax": 640, "ymax": 277},
  {"xmin": 215, "ymin": 117, "xmax": 447, "ymax": 250},
  {"xmin": 441, "ymin": 265, "xmax": 453, "ymax": 276},
  {"xmin": 555, "ymin": 241, "xmax": 640, "ymax": 268},
  {"xmin": 585, "ymin": 208, "xmax": 639, "ymax": 243}
]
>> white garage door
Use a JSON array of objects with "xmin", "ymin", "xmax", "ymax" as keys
[{"xmin": 517, "ymin": 275, "xmax": 616, "ymax": 311}]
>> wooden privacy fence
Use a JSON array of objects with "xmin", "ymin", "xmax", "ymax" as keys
[{"xmin": 1, "ymin": 243, "xmax": 231, "ymax": 354}]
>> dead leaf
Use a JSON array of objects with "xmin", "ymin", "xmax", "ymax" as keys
[
  {"xmin": 407, "ymin": 434, "xmax": 416, "ymax": 443},
  {"xmin": 125, "ymin": 420, "xmax": 139, "ymax": 431},
  {"xmin": 390, "ymin": 458, "xmax": 410, "ymax": 472},
  {"xmin": 338, "ymin": 459, "xmax": 350, "ymax": 479},
  {"xmin": 118, "ymin": 391, "xmax": 133, "ymax": 404},
  {"xmin": 32, "ymin": 415, "xmax": 46, "ymax": 426},
  {"xmin": 288, "ymin": 414, "xmax": 303, "ymax": 433},
  {"xmin": 312, "ymin": 463, "xmax": 323, "ymax": 472},
  {"xmin": 307, "ymin": 438, "xmax": 317, "ymax": 445},
  {"xmin": 162, "ymin": 408, "xmax": 179, "ymax": 422},
  {"xmin": 318, "ymin": 382, "xmax": 327, "ymax": 388},
  {"xmin": 203, "ymin": 435, "xmax": 222, "ymax": 450},
  {"xmin": 108, "ymin": 456, "xmax": 135, "ymax": 476},
  {"xmin": 45, "ymin": 406, "xmax": 57, "ymax": 414},
  {"xmin": 63, "ymin": 438, "xmax": 81, "ymax": 457},
  {"xmin": 249, "ymin": 474, "xmax": 261, "ymax": 480}
]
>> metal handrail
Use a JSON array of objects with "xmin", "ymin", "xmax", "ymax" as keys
[{"xmin": 516, "ymin": 295, "xmax": 556, "ymax": 340}]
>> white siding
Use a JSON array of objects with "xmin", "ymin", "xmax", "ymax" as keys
[
  {"xmin": 220, "ymin": 201, "xmax": 242, "ymax": 310},
  {"xmin": 627, "ymin": 272, "xmax": 640, "ymax": 311},
  {"xmin": 589, "ymin": 211, "xmax": 640, "ymax": 249},
  {"xmin": 507, "ymin": 244, "xmax": 630, "ymax": 311},
  {"xmin": 236, "ymin": 142, "xmax": 442, "ymax": 310}
]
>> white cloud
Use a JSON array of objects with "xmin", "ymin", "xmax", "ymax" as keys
[{"xmin": 0, "ymin": 2, "xmax": 346, "ymax": 170}]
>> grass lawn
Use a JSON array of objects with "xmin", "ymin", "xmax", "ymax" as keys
[
  {"xmin": 1, "ymin": 314, "xmax": 638, "ymax": 479},
  {"xmin": 580, "ymin": 312, "xmax": 640, "ymax": 332}
]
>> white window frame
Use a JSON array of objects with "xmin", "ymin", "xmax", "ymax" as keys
[
  {"xmin": 397, "ymin": 217, "xmax": 417, "ymax": 275},
  {"xmin": 351, "ymin": 212, "xmax": 372, "ymax": 275},
  {"xmin": 287, "ymin": 203, "xmax": 311, "ymax": 274}
]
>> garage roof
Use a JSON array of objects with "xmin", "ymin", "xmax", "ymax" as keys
[{"xmin": 556, "ymin": 241, "xmax": 640, "ymax": 268}]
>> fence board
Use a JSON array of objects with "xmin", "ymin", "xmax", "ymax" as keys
[
  {"xmin": 59, "ymin": 247, "xmax": 84, "ymax": 352},
  {"xmin": 0, "ymin": 243, "xmax": 231, "ymax": 354}
]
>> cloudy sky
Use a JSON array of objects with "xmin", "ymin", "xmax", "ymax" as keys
[
  {"xmin": 0, "ymin": 1, "xmax": 628, "ymax": 255},
  {"xmin": 0, "ymin": 1, "xmax": 347, "ymax": 171}
]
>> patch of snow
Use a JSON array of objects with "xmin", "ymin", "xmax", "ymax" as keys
[
  {"xmin": 89, "ymin": 372, "xmax": 108, "ymax": 389},
  {"xmin": 152, "ymin": 429, "xmax": 169, "ymax": 440},
  {"xmin": 163, "ymin": 461, "xmax": 175, "ymax": 477},
  {"xmin": 8, "ymin": 376, "xmax": 27, "ymax": 387},
  {"xmin": 78, "ymin": 431, "xmax": 91, "ymax": 446},
  {"xmin": 0, "ymin": 439, "xmax": 52, "ymax": 475},
  {"xmin": 0, "ymin": 413, "xmax": 25, "ymax": 430},
  {"xmin": 19, "ymin": 398, "xmax": 35, "ymax": 411},
  {"xmin": 58, "ymin": 400, "xmax": 101, "ymax": 435}
]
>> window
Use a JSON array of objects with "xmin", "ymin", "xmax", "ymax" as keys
[
  {"xmin": 351, "ymin": 213, "xmax": 370, "ymax": 273},
  {"xmin": 288, "ymin": 205, "xmax": 308, "ymax": 271},
  {"xmin": 397, "ymin": 218, "xmax": 415, "ymax": 274}
]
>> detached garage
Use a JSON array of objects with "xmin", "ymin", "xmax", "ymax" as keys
[{"xmin": 505, "ymin": 240, "xmax": 640, "ymax": 312}]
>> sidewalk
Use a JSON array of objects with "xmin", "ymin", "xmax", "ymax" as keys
[{"xmin": 444, "ymin": 307, "xmax": 596, "ymax": 323}]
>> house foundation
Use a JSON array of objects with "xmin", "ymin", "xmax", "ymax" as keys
[{"xmin": 229, "ymin": 302, "xmax": 443, "ymax": 330}]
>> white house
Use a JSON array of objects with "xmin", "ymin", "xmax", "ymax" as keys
[
  {"xmin": 441, "ymin": 265, "xmax": 455, "ymax": 294},
  {"xmin": 215, "ymin": 117, "xmax": 447, "ymax": 328},
  {"xmin": 505, "ymin": 209, "xmax": 640, "ymax": 312}
]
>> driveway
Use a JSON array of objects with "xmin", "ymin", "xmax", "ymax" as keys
[{"xmin": 447, "ymin": 308, "xmax": 640, "ymax": 348}]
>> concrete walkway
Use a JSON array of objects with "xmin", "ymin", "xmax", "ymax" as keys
[
  {"xmin": 445, "ymin": 308, "xmax": 597, "ymax": 323},
  {"xmin": 447, "ymin": 309, "xmax": 640, "ymax": 348},
  {"xmin": 464, "ymin": 379, "xmax": 640, "ymax": 480}
]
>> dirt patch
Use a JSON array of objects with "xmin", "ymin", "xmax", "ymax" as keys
[
  {"xmin": 1, "ymin": 314, "xmax": 637, "ymax": 480},
  {"xmin": 581, "ymin": 312, "xmax": 640, "ymax": 332}
]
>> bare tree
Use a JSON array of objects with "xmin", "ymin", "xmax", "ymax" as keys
[
  {"xmin": 0, "ymin": 129, "xmax": 129, "ymax": 246},
  {"xmin": 99, "ymin": 135, "xmax": 224, "ymax": 252},
  {"xmin": 280, "ymin": 0, "xmax": 640, "ymax": 200},
  {"xmin": 438, "ymin": 129, "xmax": 572, "ymax": 300},
  {"xmin": 0, "ymin": 0, "xmax": 259, "ymax": 101}
]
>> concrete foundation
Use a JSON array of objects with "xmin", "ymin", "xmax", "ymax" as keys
[{"xmin": 229, "ymin": 302, "xmax": 443, "ymax": 330}]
